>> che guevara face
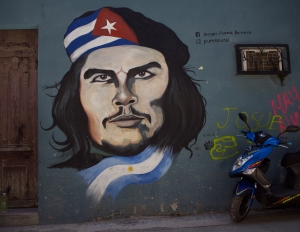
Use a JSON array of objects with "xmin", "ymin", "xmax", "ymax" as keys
[{"xmin": 79, "ymin": 45, "xmax": 169, "ymax": 154}]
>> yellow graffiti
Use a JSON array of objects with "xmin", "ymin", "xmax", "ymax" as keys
[
  {"xmin": 252, "ymin": 112, "xmax": 271, "ymax": 129},
  {"xmin": 217, "ymin": 108, "xmax": 283, "ymax": 130},
  {"xmin": 210, "ymin": 136, "xmax": 238, "ymax": 160},
  {"xmin": 211, "ymin": 109, "xmax": 284, "ymax": 161},
  {"xmin": 269, "ymin": 115, "xmax": 283, "ymax": 129},
  {"xmin": 216, "ymin": 108, "xmax": 238, "ymax": 128}
]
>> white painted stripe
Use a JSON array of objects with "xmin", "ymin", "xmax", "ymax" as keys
[
  {"xmin": 64, "ymin": 19, "xmax": 97, "ymax": 48},
  {"xmin": 86, "ymin": 149, "xmax": 165, "ymax": 202},
  {"xmin": 70, "ymin": 36, "xmax": 120, "ymax": 62}
]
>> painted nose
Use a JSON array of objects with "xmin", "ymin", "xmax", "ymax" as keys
[{"xmin": 113, "ymin": 85, "xmax": 137, "ymax": 107}]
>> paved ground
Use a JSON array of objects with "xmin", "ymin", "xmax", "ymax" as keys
[{"xmin": 1, "ymin": 207, "xmax": 300, "ymax": 232}]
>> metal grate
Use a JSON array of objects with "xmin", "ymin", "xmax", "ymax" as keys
[
  {"xmin": 235, "ymin": 44, "xmax": 291, "ymax": 86},
  {"xmin": 245, "ymin": 50, "xmax": 281, "ymax": 72}
]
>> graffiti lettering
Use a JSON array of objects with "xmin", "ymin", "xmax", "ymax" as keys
[
  {"xmin": 209, "ymin": 88, "xmax": 300, "ymax": 161},
  {"xmin": 251, "ymin": 112, "xmax": 271, "ymax": 129},
  {"xmin": 216, "ymin": 108, "xmax": 282, "ymax": 130},
  {"xmin": 216, "ymin": 108, "xmax": 238, "ymax": 128},
  {"xmin": 271, "ymin": 86, "xmax": 300, "ymax": 131},
  {"xmin": 209, "ymin": 136, "xmax": 238, "ymax": 160}
]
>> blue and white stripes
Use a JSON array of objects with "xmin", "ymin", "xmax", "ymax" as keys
[
  {"xmin": 78, "ymin": 146, "xmax": 173, "ymax": 202},
  {"xmin": 64, "ymin": 8, "xmax": 138, "ymax": 62},
  {"xmin": 64, "ymin": 10, "xmax": 101, "ymax": 48}
]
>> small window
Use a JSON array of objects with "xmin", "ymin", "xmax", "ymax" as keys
[
  {"xmin": 242, "ymin": 49, "xmax": 282, "ymax": 72},
  {"xmin": 235, "ymin": 44, "xmax": 290, "ymax": 76}
]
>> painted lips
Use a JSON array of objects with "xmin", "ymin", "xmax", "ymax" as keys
[{"xmin": 109, "ymin": 115, "xmax": 143, "ymax": 128}]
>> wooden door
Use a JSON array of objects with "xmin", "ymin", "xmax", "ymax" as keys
[{"xmin": 0, "ymin": 30, "xmax": 38, "ymax": 207}]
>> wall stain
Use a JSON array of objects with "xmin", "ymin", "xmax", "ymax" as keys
[{"xmin": 170, "ymin": 202, "xmax": 178, "ymax": 211}]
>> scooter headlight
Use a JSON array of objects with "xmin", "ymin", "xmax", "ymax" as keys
[
  {"xmin": 243, "ymin": 168, "xmax": 256, "ymax": 175},
  {"xmin": 232, "ymin": 155, "xmax": 253, "ymax": 171},
  {"xmin": 237, "ymin": 159, "xmax": 243, "ymax": 166}
]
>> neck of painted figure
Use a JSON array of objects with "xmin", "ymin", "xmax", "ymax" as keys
[{"xmin": 89, "ymin": 140, "xmax": 114, "ymax": 157}]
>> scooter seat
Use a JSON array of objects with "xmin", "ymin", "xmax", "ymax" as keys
[{"xmin": 281, "ymin": 151, "xmax": 300, "ymax": 167}]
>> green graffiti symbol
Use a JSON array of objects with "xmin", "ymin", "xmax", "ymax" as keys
[{"xmin": 210, "ymin": 136, "xmax": 238, "ymax": 160}]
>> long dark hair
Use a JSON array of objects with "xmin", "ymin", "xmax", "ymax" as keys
[{"xmin": 44, "ymin": 7, "xmax": 206, "ymax": 170}]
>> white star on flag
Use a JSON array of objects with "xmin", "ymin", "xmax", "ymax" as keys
[{"xmin": 101, "ymin": 19, "xmax": 117, "ymax": 35}]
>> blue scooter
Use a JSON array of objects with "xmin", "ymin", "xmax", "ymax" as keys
[{"xmin": 229, "ymin": 113, "xmax": 300, "ymax": 222}]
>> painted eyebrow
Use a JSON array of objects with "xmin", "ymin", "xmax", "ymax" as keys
[
  {"xmin": 83, "ymin": 62, "xmax": 162, "ymax": 80},
  {"xmin": 84, "ymin": 69, "xmax": 116, "ymax": 80},
  {"xmin": 127, "ymin": 62, "xmax": 161, "ymax": 77}
]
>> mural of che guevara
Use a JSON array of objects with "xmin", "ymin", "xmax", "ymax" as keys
[{"xmin": 45, "ymin": 7, "xmax": 206, "ymax": 202}]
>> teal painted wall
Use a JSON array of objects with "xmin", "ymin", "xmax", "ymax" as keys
[{"xmin": 1, "ymin": 0, "xmax": 300, "ymax": 224}]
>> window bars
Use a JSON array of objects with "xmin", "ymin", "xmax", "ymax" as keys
[{"xmin": 235, "ymin": 44, "xmax": 291, "ymax": 86}]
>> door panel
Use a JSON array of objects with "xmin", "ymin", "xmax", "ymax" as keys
[{"xmin": 0, "ymin": 29, "xmax": 38, "ymax": 208}]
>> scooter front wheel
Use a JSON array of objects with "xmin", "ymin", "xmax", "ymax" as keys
[{"xmin": 229, "ymin": 192, "xmax": 251, "ymax": 222}]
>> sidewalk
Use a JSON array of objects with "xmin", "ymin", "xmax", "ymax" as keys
[{"xmin": 1, "ymin": 207, "xmax": 300, "ymax": 232}]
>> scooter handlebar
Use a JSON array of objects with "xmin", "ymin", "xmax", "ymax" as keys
[
  {"xmin": 279, "ymin": 141, "xmax": 292, "ymax": 146},
  {"xmin": 240, "ymin": 130, "xmax": 247, "ymax": 135}
]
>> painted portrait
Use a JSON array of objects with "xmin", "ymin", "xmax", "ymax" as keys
[{"xmin": 45, "ymin": 7, "xmax": 206, "ymax": 202}]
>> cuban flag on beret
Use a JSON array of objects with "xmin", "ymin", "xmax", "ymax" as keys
[{"xmin": 64, "ymin": 8, "xmax": 139, "ymax": 62}]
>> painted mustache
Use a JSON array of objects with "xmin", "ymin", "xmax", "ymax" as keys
[{"xmin": 102, "ymin": 107, "xmax": 151, "ymax": 128}]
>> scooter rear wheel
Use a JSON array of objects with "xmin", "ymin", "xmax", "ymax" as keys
[{"xmin": 229, "ymin": 192, "xmax": 251, "ymax": 222}]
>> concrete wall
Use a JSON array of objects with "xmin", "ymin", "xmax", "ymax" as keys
[{"xmin": 1, "ymin": 0, "xmax": 300, "ymax": 224}]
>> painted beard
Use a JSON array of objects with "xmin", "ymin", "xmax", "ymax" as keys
[{"xmin": 90, "ymin": 106, "xmax": 155, "ymax": 156}]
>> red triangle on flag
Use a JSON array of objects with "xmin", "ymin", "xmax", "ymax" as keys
[{"xmin": 93, "ymin": 8, "xmax": 139, "ymax": 44}]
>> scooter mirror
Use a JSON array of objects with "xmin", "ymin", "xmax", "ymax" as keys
[
  {"xmin": 238, "ymin": 113, "xmax": 251, "ymax": 131},
  {"xmin": 285, "ymin": 125, "xmax": 300, "ymax": 133},
  {"xmin": 277, "ymin": 125, "xmax": 300, "ymax": 138},
  {"xmin": 238, "ymin": 113, "xmax": 248, "ymax": 123}
]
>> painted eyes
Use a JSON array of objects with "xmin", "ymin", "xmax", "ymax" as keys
[
  {"xmin": 134, "ymin": 71, "xmax": 154, "ymax": 79},
  {"xmin": 91, "ymin": 74, "xmax": 112, "ymax": 83},
  {"xmin": 90, "ymin": 70, "xmax": 155, "ymax": 83}
]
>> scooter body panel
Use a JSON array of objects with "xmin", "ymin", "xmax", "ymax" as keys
[
  {"xmin": 230, "ymin": 146, "xmax": 273, "ymax": 176},
  {"xmin": 270, "ymin": 183, "xmax": 300, "ymax": 206},
  {"xmin": 271, "ymin": 192, "xmax": 300, "ymax": 205},
  {"xmin": 234, "ymin": 179, "xmax": 256, "ymax": 207}
]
